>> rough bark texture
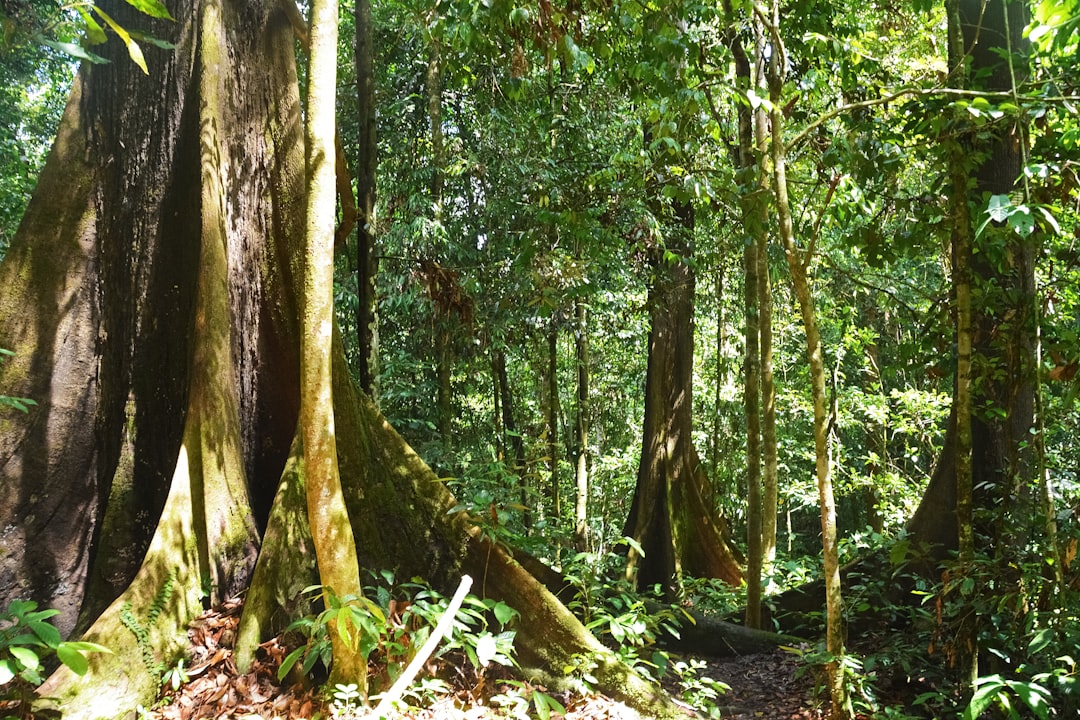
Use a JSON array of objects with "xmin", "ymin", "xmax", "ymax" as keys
[
  {"xmin": 10, "ymin": 2, "xmax": 306, "ymax": 714},
  {"xmin": 623, "ymin": 200, "xmax": 743, "ymax": 596},
  {"xmin": 906, "ymin": 0, "xmax": 1033, "ymax": 555},
  {"xmin": 0, "ymin": 0, "xmax": 302, "ymax": 640},
  {"xmin": 354, "ymin": 0, "xmax": 379, "ymax": 396}
]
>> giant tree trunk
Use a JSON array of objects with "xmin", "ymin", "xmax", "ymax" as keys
[
  {"xmin": 622, "ymin": 200, "xmax": 743, "ymax": 597},
  {"xmin": 0, "ymin": 4, "xmax": 687, "ymax": 719},
  {"xmin": 0, "ymin": 2, "xmax": 304, "ymax": 714}
]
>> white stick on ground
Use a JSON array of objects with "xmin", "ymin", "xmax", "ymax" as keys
[{"xmin": 367, "ymin": 574, "xmax": 473, "ymax": 718}]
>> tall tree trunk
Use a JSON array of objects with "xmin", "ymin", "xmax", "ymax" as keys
[
  {"xmin": 301, "ymin": 0, "xmax": 366, "ymax": 688},
  {"xmin": 623, "ymin": 197, "xmax": 743, "ymax": 596},
  {"xmin": 759, "ymin": 205, "xmax": 778, "ymax": 569},
  {"xmin": 573, "ymin": 299, "xmax": 591, "ymax": 551},
  {"xmin": 495, "ymin": 346, "xmax": 530, "ymax": 529},
  {"xmin": 906, "ymin": 0, "xmax": 1033, "ymax": 557},
  {"xmin": 426, "ymin": 29, "xmax": 452, "ymax": 446},
  {"xmin": 732, "ymin": 22, "xmax": 770, "ymax": 628},
  {"xmin": 354, "ymin": 0, "xmax": 378, "ymax": 397},
  {"xmin": 765, "ymin": 3, "xmax": 849, "ymax": 714},
  {"xmin": 547, "ymin": 320, "xmax": 561, "ymax": 523}
]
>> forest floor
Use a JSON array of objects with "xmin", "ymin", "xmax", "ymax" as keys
[{"xmin": 128, "ymin": 600, "xmax": 826, "ymax": 720}]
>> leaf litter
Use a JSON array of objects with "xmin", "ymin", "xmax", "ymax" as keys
[{"xmin": 127, "ymin": 600, "xmax": 824, "ymax": 720}]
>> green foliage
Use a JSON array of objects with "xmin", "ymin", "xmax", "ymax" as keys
[
  {"xmin": 1, "ymin": 1, "xmax": 175, "ymax": 73},
  {"xmin": 491, "ymin": 679, "xmax": 567, "ymax": 720},
  {"xmin": 1, "ymin": 599, "xmax": 110, "ymax": 714},
  {"xmin": 119, "ymin": 570, "xmax": 177, "ymax": 680},
  {"xmin": 280, "ymin": 574, "xmax": 519, "ymax": 702}
]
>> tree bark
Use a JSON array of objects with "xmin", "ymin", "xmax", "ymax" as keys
[
  {"xmin": 906, "ymin": 0, "xmax": 1033, "ymax": 557},
  {"xmin": 301, "ymin": 0, "xmax": 367, "ymax": 688},
  {"xmin": 732, "ymin": 21, "xmax": 769, "ymax": 629},
  {"xmin": 574, "ymin": 299, "xmax": 591, "ymax": 551},
  {"xmin": 354, "ymin": 0, "xmax": 378, "ymax": 397},
  {"xmin": 546, "ymin": 319, "xmax": 561, "ymax": 523},
  {"xmin": 765, "ymin": 2, "xmax": 849, "ymax": 713},
  {"xmin": 494, "ymin": 346, "xmax": 530, "ymax": 529},
  {"xmin": 623, "ymin": 197, "xmax": 743, "ymax": 597}
]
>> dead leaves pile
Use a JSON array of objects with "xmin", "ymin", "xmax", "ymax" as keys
[{"xmin": 141, "ymin": 598, "xmax": 324, "ymax": 720}]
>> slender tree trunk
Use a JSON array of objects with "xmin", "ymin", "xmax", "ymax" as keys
[
  {"xmin": 732, "ymin": 23, "xmax": 770, "ymax": 628},
  {"xmin": 301, "ymin": 0, "xmax": 366, "ymax": 689},
  {"xmin": 710, "ymin": 266, "xmax": 725, "ymax": 490},
  {"xmin": 354, "ymin": 0, "xmax": 378, "ymax": 397},
  {"xmin": 547, "ymin": 320, "xmax": 561, "ymax": 523},
  {"xmin": 495, "ymin": 347, "xmax": 530, "ymax": 529},
  {"xmin": 765, "ymin": 3, "xmax": 849, "ymax": 714},
  {"xmin": 759, "ymin": 209, "xmax": 778, "ymax": 569},
  {"xmin": 574, "ymin": 299, "xmax": 591, "ymax": 551}
]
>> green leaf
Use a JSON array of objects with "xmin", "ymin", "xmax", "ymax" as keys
[
  {"xmin": 987, "ymin": 194, "xmax": 1012, "ymax": 223},
  {"xmin": 9, "ymin": 646, "xmax": 40, "ymax": 671},
  {"xmin": 1008, "ymin": 207, "xmax": 1034, "ymax": 236},
  {"xmin": 492, "ymin": 601, "xmax": 517, "ymax": 626},
  {"xmin": 129, "ymin": 31, "xmax": 177, "ymax": 50},
  {"xmin": 278, "ymin": 646, "xmax": 305, "ymax": 681},
  {"xmin": 92, "ymin": 6, "xmax": 149, "ymax": 74},
  {"xmin": 475, "ymin": 633, "xmax": 497, "ymax": 667},
  {"xmin": 124, "ymin": 0, "xmax": 176, "ymax": 21},
  {"xmin": 0, "ymin": 659, "xmax": 14, "ymax": 684},
  {"xmin": 76, "ymin": 8, "xmax": 108, "ymax": 45},
  {"xmin": 28, "ymin": 620, "xmax": 62, "ymax": 647},
  {"xmin": 61, "ymin": 640, "xmax": 112, "ymax": 654},
  {"xmin": 56, "ymin": 644, "xmax": 89, "ymax": 676},
  {"xmin": 964, "ymin": 677, "xmax": 1007, "ymax": 720},
  {"xmin": 39, "ymin": 38, "xmax": 109, "ymax": 64}
]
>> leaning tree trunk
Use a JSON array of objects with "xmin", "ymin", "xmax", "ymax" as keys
[
  {"xmin": 622, "ymin": 199, "xmax": 743, "ymax": 597},
  {"xmin": 0, "ymin": 3, "xmax": 688, "ymax": 719}
]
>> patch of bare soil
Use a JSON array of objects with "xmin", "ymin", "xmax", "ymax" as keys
[{"xmin": 697, "ymin": 650, "xmax": 826, "ymax": 720}]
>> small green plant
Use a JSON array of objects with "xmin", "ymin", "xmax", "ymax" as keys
[
  {"xmin": 963, "ymin": 673, "xmax": 1053, "ymax": 720},
  {"xmin": 491, "ymin": 679, "xmax": 567, "ymax": 720},
  {"xmin": 1, "ymin": 599, "xmax": 110, "ymax": 714},
  {"xmin": 0, "ymin": 348, "xmax": 36, "ymax": 413},
  {"xmin": 280, "ymin": 574, "xmax": 520, "ymax": 705},
  {"xmin": 119, "ymin": 570, "xmax": 177, "ymax": 679},
  {"xmin": 328, "ymin": 682, "xmax": 363, "ymax": 718},
  {"xmin": 669, "ymin": 658, "xmax": 729, "ymax": 718},
  {"xmin": 278, "ymin": 586, "xmax": 386, "ymax": 681}
]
